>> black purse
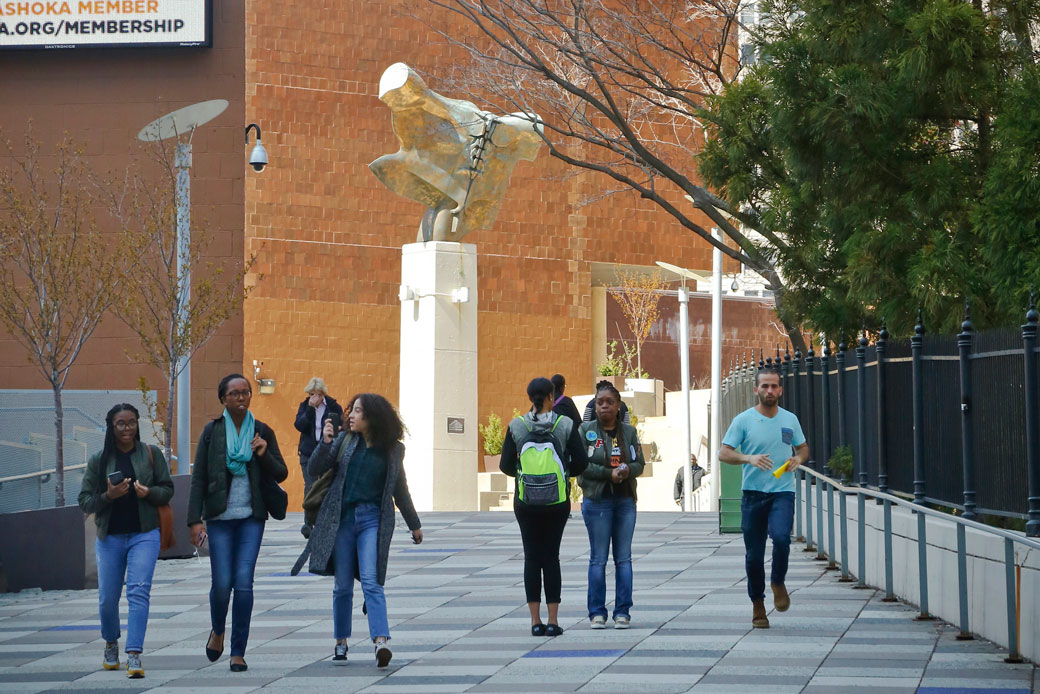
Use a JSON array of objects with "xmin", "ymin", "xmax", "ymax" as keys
[{"xmin": 255, "ymin": 422, "xmax": 288, "ymax": 520}]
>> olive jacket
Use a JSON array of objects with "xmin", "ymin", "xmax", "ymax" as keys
[
  {"xmin": 186, "ymin": 416, "xmax": 288, "ymax": 526},
  {"xmin": 577, "ymin": 420, "xmax": 645, "ymax": 501},
  {"xmin": 78, "ymin": 441, "xmax": 175, "ymax": 540}
]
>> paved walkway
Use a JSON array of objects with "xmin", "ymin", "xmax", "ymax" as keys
[{"xmin": 0, "ymin": 512, "xmax": 1034, "ymax": 693}]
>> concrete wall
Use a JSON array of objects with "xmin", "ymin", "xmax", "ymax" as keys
[{"xmin": 799, "ymin": 484, "xmax": 1040, "ymax": 663}]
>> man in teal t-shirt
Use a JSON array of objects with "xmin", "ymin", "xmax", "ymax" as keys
[{"xmin": 719, "ymin": 368, "xmax": 808, "ymax": 629}]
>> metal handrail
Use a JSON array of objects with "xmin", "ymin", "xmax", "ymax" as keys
[
  {"xmin": 794, "ymin": 465, "xmax": 1035, "ymax": 662},
  {"xmin": 0, "ymin": 463, "xmax": 88, "ymax": 484}
]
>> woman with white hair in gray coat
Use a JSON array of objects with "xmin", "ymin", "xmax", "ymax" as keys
[{"xmin": 291, "ymin": 393, "xmax": 421, "ymax": 668}]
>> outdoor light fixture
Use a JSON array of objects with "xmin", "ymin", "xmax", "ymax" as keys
[
  {"xmin": 245, "ymin": 123, "xmax": 268, "ymax": 172},
  {"xmin": 731, "ymin": 277, "xmax": 740, "ymax": 292},
  {"xmin": 398, "ymin": 284, "xmax": 469, "ymax": 303},
  {"xmin": 252, "ymin": 359, "xmax": 276, "ymax": 394}
]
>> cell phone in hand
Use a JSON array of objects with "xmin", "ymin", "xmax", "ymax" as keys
[
  {"xmin": 326, "ymin": 412, "xmax": 342, "ymax": 434},
  {"xmin": 107, "ymin": 471, "xmax": 125, "ymax": 486}
]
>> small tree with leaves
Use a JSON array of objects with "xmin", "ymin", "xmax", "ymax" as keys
[
  {"xmin": 102, "ymin": 139, "xmax": 259, "ymax": 471},
  {"xmin": 0, "ymin": 131, "xmax": 139, "ymax": 507},
  {"xmin": 609, "ymin": 267, "xmax": 666, "ymax": 378}
]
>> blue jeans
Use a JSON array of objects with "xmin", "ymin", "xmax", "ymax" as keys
[
  {"xmin": 206, "ymin": 517, "xmax": 265, "ymax": 657},
  {"xmin": 741, "ymin": 490, "xmax": 795, "ymax": 602},
  {"xmin": 333, "ymin": 503, "xmax": 389, "ymax": 641},
  {"xmin": 95, "ymin": 529, "xmax": 160, "ymax": 653},
  {"xmin": 582, "ymin": 496, "xmax": 636, "ymax": 620}
]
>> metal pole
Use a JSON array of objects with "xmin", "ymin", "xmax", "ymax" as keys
[
  {"xmin": 816, "ymin": 469, "xmax": 826, "ymax": 562},
  {"xmin": 710, "ymin": 229, "xmax": 723, "ymax": 514},
  {"xmin": 805, "ymin": 344, "xmax": 816, "ymax": 470},
  {"xmin": 837, "ymin": 340, "xmax": 847, "ymax": 453},
  {"xmin": 883, "ymin": 499, "xmax": 895, "ymax": 601},
  {"xmin": 857, "ymin": 327, "xmax": 868, "ymax": 486},
  {"xmin": 912, "ymin": 309, "xmax": 926, "ymax": 505},
  {"xmin": 1004, "ymin": 538, "xmax": 1022, "ymax": 662},
  {"xmin": 1023, "ymin": 294, "xmax": 1040, "ymax": 537},
  {"xmin": 857, "ymin": 492, "xmax": 867, "ymax": 588},
  {"xmin": 821, "ymin": 340, "xmax": 831, "ymax": 474},
  {"xmin": 877, "ymin": 321, "xmax": 889, "ymax": 495},
  {"xmin": 956, "ymin": 523, "xmax": 972, "ymax": 639},
  {"xmin": 916, "ymin": 510, "xmax": 932, "ymax": 619},
  {"xmin": 839, "ymin": 490, "xmax": 851, "ymax": 581},
  {"xmin": 679, "ymin": 285, "xmax": 693, "ymax": 513},
  {"xmin": 827, "ymin": 480, "xmax": 837, "ymax": 569},
  {"xmin": 175, "ymin": 142, "xmax": 192, "ymax": 470},
  {"xmin": 804, "ymin": 467, "xmax": 815, "ymax": 552},
  {"xmin": 795, "ymin": 468, "xmax": 803, "ymax": 541},
  {"xmin": 959, "ymin": 303, "xmax": 977, "ymax": 521}
]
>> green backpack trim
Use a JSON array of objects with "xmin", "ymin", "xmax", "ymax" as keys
[{"xmin": 513, "ymin": 416, "xmax": 567, "ymax": 505}]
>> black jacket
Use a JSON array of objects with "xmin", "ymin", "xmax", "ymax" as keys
[
  {"xmin": 294, "ymin": 396, "xmax": 343, "ymax": 459},
  {"xmin": 552, "ymin": 395, "xmax": 582, "ymax": 428}
]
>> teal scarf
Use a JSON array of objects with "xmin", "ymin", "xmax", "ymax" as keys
[{"xmin": 223, "ymin": 409, "xmax": 255, "ymax": 476}]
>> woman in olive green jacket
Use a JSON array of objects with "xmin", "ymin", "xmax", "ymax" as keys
[{"xmin": 78, "ymin": 403, "xmax": 174, "ymax": 679}]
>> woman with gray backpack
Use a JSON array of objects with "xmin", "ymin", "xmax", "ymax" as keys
[{"xmin": 499, "ymin": 377, "xmax": 587, "ymax": 636}]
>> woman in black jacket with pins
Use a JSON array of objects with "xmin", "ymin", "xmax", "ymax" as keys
[{"xmin": 500, "ymin": 377, "xmax": 587, "ymax": 636}]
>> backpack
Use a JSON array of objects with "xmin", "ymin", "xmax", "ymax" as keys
[{"xmin": 511, "ymin": 415, "xmax": 568, "ymax": 505}]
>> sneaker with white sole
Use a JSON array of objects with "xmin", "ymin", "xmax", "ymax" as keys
[
  {"xmin": 333, "ymin": 642, "xmax": 348, "ymax": 665},
  {"xmin": 614, "ymin": 615, "xmax": 631, "ymax": 629},
  {"xmin": 125, "ymin": 652, "xmax": 144, "ymax": 679},
  {"xmin": 590, "ymin": 615, "xmax": 607, "ymax": 629},
  {"xmin": 102, "ymin": 642, "xmax": 119, "ymax": 670},
  {"xmin": 375, "ymin": 641, "xmax": 392, "ymax": 668}
]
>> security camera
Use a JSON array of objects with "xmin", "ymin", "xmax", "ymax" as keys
[
  {"xmin": 249, "ymin": 141, "xmax": 268, "ymax": 173},
  {"xmin": 245, "ymin": 123, "xmax": 268, "ymax": 173}
]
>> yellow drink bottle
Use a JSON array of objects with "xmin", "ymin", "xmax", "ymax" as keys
[{"xmin": 772, "ymin": 459, "xmax": 792, "ymax": 478}]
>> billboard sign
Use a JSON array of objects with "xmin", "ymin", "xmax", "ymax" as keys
[{"xmin": 0, "ymin": 1, "xmax": 212, "ymax": 50}]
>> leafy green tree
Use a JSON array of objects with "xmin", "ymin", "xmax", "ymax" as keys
[{"xmin": 699, "ymin": 0, "xmax": 1040, "ymax": 338}]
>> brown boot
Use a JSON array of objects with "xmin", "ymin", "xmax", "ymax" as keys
[
  {"xmin": 752, "ymin": 599, "xmax": 769, "ymax": 628},
  {"xmin": 771, "ymin": 583, "xmax": 790, "ymax": 612}
]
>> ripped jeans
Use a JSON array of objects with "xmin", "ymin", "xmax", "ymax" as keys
[{"xmin": 95, "ymin": 528, "xmax": 161, "ymax": 653}]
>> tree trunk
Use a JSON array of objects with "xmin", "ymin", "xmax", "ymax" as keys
[
  {"xmin": 166, "ymin": 363, "xmax": 177, "ymax": 474},
  {"xmin": 52, "ymin": 384, "xmax": 65, "ymax": 507}
]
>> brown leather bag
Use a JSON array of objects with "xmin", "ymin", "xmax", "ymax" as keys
[{"xmin": 145, "ymin": 445, "xmax": 175, "ymax": 551}]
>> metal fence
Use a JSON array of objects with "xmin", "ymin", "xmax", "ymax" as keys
[
  {"xmin": 720, "ymin": 302, "xmax": 1040, "ymax": 535},
  {"xmin": 0, "ymin": 390, "xmax": 163, "ymax": 513}
]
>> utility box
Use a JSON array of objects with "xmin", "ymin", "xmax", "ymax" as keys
[{"xmin": 718, "ymin": 458, "xmax": 743, "ymax": 533}]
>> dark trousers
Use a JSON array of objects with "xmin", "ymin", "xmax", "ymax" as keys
[
  {"xmin": 299, "ymin": 454, "xmax": 315, "ymax": 499},
  {"xmin": 514, "ymin": 501, "xmax": 569, "ymax": 604},
  {"xmin": 741, "ymin": 490, "xmax": 794, "ymax": 602}
]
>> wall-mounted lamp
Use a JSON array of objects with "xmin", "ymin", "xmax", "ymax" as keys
[
  {"xmin": 252, "ymin": 359, "xmax": 276, "ymax": 394},
  {"xmin": 730, "ymin": 277, "xmax": 740, "ymax": 292},
  {"xmin": 245, "ymin": 123, "xmax": 268, "ymax": 173},
  {"xmin": 398, "ymin": 284, "xmax": 469, "ymax": 303}
]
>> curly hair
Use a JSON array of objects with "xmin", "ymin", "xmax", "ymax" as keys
[{"xmin": 347, "ymin": 393, "xmax": 405, "ymax": 454}]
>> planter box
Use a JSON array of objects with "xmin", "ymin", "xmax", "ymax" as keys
[
  {"xmin": 481, "ymin": 454, "xmax": 501, "ymax": 474},
  {"xmin": 0, "ymin": 505, "xmax": 97, "ymax": 592}
]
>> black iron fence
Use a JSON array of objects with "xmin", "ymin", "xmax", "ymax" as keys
[{"xmin": 720, "ymin": 301, "xmax": 1040, "ymax": 536}]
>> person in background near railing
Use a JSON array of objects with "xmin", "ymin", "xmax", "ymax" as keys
[
  {"xmin": 187, "ymin": 373, "xmax": 288, "ymax": 673},
  {"xmin": 579, "ymin": 380, "xmax": 645, "ymax": 629},
  {"xmin": 673, "ymin": 454, "xmax": 705, "ymax": 506},
  {"xmin": 718, "ymin": 366, "xmax": 808, "ymax": 629},
  {"xmin": 550, "ymin": 373, "xmax": 582, "ymax": 427},
  {"xmin": 500, "ymin": 377, "xmax": 587, "ymax": 636},
  {"xmin": 294, "ymin": 377, "xmax": 343, "ymax": 537},
  {"xmin": 78, "ymin": 403, "xmax": 174, "ymax": 680}
]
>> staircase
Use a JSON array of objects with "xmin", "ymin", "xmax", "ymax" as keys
[{"xmin": 478, "ymin": 471, "xmax": 514, "ymax": 511}]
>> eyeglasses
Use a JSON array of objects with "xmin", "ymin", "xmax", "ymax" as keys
[
  {"xmin": 224, "ymin": 390, "xmax": 252, "ymax": 400},
  {"xmin": 114, "ymin": 421, "xmax": 138, "ymax": 431}
]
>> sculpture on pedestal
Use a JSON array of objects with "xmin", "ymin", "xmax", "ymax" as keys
[{"xmin": 369, "ymin": 62, "xmax": 543, "ymax": 242}]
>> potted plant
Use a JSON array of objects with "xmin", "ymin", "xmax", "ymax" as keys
[
  {"xmin": 478, "ymin": 412, "xmax": 506, "ymax": 473},
  {"xmin": 828, "ymin": 445, "xmax": 854, "ymax": 484}
]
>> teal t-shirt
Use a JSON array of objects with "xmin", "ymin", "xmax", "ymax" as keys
[{"xmin": 722, "ymin": 406, "xmax": 806, "ymax": 493}]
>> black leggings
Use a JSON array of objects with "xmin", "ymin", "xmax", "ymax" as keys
[{"xmin": 514, "ymin": 501, "xmax": 570, "ymax": 604}]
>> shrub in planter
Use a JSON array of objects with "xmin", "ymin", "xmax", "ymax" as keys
[{"xmin": 828, "ymin": 445, "xmax": 854, "ymax": 484}]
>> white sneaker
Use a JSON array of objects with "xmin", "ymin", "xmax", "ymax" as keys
[
  {"xmin": 375, "ymin": 641, "xmax": 392, "ymax": 668},
  {"xmin": 590, "ymin": 615, "xmax": 607, "ymax": 629},
  {"xmin": 332, "ymin": 642, "xmax": 348, "ymax": 665},
  {"xmin": 614, "ymin": 615, "xmax": 631, "ymax": 629}
]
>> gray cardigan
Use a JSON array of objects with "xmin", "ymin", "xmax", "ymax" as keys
[{"xmin": 291, "ymin": 432, "xmax": 420, "ymax": 583}]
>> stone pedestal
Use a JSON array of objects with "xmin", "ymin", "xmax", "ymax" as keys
[{"xmin": 398, "ymin": 242, "xmax": 478, "ymax": 511}]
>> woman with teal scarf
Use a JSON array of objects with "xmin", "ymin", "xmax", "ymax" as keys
[{"xmin": 187, "ymin": 373, "xmax": 287, "ymax": 673}]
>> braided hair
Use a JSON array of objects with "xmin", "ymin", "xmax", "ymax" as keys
[
  {"xmin": 101, "ymin": 403, "xmax": 141, "ymax": 464},
  {"xmin": 593, "ymin": 381, "xmax": 631, "ymax": 467}
]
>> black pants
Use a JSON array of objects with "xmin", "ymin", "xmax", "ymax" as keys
[
  {"xmin": 514, "ymin": 501, "xmax": 569, "ymax": 604},
  {"xmin": 299, "ymin": 455, "xmax": 315, "ymax": 499}
]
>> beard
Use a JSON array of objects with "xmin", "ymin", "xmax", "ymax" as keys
[{"xmin": 758, "ymin": 392, "xmax": 778, "ymax": 406}]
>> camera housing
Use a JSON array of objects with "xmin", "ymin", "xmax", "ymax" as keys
[{"xmin": 249, "ymin": 141, "xmax": 268, "ymax": 173}]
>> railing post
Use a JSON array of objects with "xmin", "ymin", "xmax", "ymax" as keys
[
  {"xmin": 1023, "ymin": 294, "xmax": 1040, "ymax": 537},
  {"xmin": 805, "ymin": 344, "xmax": 816, "ymax": 470},
  {"xmin": 795, "ymin": 467, "xmax": 803, "ymax": 542},
  {"xmin": 821, "ymin": 340, "xmax": 832, "ymax": 474},
  {"xmin": 838, "ymin": 488, "xmax": 851, "ymax": 581},
  {"xmin": 916, "ymin": 509, "xmax": 933, "ymax": 620},
  {"xmin": 883, "ymin": 499, "xmax": 895, "ymax": 601},
  {"xmin": 857, "ymin": 326, "xmax": 868, "ymax": 486},
  {"xmin": 826, "ymin": 480, "xmax": 837, "ymax": 570},
  {"xmin": 792, "ymin": 345, "xmax": 802, "ymax": 428},
  {"xmin": 816, "ymin": 468, "xmax": 826, "ymax": 562},
  {"xmin": 804, "ymin": 467, "xmax": 815, "ymax": 552},
  {"xmin": 956, "ymin": 523, "xmax": 972, "ymax": 640},
  {"xmin": 837, "ymin": 340, "xmax": 848, "ymax": 453},
  {"xmin": 877, "ymin": 321, "xmax": 889, "ymax": 495},
  {"xmin": 1004, "ymin": 538, "xmax": 1022, "ymax": 663},
  {"xmin": 784, "ymin": 344, "xmax": 795, "ymax": 418},
  {"xmin": 958, "ymin": 303, "xmax": 977, "ymax": 521},
  {"xmin": 856, "ymin": 492, "xmax": 867, "ymax": 588},
  {"xmin": 912, "ymin": 309, "xmax": 926, "ymax": 505}
]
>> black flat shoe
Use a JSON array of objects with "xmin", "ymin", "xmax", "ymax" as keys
[
  {"xmin": 545, "ymin": 623, "xmax": 564, "ymax": 636},
  {"xmin": 531, "ymin": 623, "xmax": 547, "ymax": 636},
  {"xmin": 230, "ymin": 661, "xmax": 248, "ymax": 672},
  {"xmin": 205, "ymin": 631, "xmax": 223, "ymax": 662}
]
